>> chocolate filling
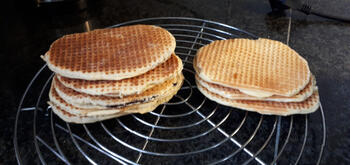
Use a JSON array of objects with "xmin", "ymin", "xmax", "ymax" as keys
[{"xmin": 106, "ymin": 95, "xmax": 158, "ymax": 108}]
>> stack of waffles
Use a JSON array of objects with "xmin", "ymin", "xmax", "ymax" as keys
[
  {"xmin": 42, "ymin": 25, "xmax": 183, "ymax": 123},
  {"xmin": 194, "ymin": 38, "xmax": 319, "ymax": 116}
]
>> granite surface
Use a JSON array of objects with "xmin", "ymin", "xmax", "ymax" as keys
[{"xmin": 1, "ymin": 0, "xmax": 350, "ymax": 164}]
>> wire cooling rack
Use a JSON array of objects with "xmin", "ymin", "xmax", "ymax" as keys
[{"xmin": 14, "ymin": 17, "xmax": 326, "ymax": 165}]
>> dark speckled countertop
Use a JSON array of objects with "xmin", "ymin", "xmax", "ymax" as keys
[{"xmin": 1, "ymin": 0, "xmax": 350, "ymax": 164}]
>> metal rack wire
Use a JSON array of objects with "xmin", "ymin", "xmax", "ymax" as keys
[{"xmin": 13, "ymin": 17, "xmax": 326, "ymax": 165}]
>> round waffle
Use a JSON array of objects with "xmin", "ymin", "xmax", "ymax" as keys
[
  {"xmin": 197, "ymin": 83, "xmax": 319, "ymax": 116},
  {"xmin": 57, "ymin": 54, "xmax": 183, "ymax": 97},
  {"xmin": 53, "ymin": 73, "xmax": 182, "ymax": 108},
  {"xmin": 42, "ymin": 25, "xmax": 176, "ymax": 80},
  {"xmin": 196, "ymin": 74, "xmax": 316, "ymax": 102},
  {"xmin": 194, "ymin": 38, "xmax": 311, "ymax": 97},
  {"xmin": 48, "ymin": 74, "xmax": 183, "ymax": 121}
]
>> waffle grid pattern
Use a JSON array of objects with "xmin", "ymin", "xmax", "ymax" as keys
[
  {"xmin": 45, "ymin": 25, "xmax": 176, "ymax": 80},
  {"xmin": 195, "ymin": 38, "xmax": 310, "ymax": 96},
  {"xmin": 57, "ymin": 54, "xmax": 182, "ymax": 97}
]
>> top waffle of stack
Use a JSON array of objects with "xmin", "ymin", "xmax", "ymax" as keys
[{"xmin": 42, "ymin": 25, "xmax": 176, "ymax": 80}]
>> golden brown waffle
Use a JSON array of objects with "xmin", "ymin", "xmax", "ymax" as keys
[
  {"xmin": 57, "ymin": 54, "xmax": 183, "ymax": 97},
  {"xmin": 197, "ymin": 82, "xmax": 319, "ymax": 116},
  {"xmin": 53, "ymin": 73, "xmax": 182, "ymax": 108},
  {"xmin": 49, "ymin": 74, "xmax": 184, "ymax": 123},
  {"xmin": 194, "ymin": 38, "xmax": 311, "ymax": 97},
  {"xmin": 42, "ymin": 25, "xmax": 176, "ymax": 80},
  {"xmin": 196, "ymin": 74, "xmax": 316, "ymax": 102}
]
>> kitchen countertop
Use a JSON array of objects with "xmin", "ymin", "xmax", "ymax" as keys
[{"xmin": 1, "ymin": 0, "xmax": 349, "ymax": 164}]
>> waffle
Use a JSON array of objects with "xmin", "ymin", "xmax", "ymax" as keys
[
  {"xmin": 196, "ymin": 74, "xmax": 316, "ymax": 102},
  {"xmin": 197, "ymin": 82, "xmax": 319, "ymax": 116},
  {"xmin": 57, "ymin": 54, "xmax": 183, "ymax": 97},
  {"xmin": 194, "ymin": 38, "xmax": 311, "ymax": 97},
  {"xmin": 53, "ymin": 73, "xmax": 182, "ymax": 108},
  {"xmin": 49, "ymin": 103, "xmax": 131, "ymax": 124},
  {"xmin": 49, "ymin": 74, "xmax": 184, "ymax": 122},
  {"xmin": 49, "ymin": 85, "xmax": 121, "ymax": 115},
  {"xmin": 42, "ymin": 25, "xmax": 176, "ymax": 80}
]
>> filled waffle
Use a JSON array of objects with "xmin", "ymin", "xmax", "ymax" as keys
[
  {"xmin": 42, "ymin": 25, "xmax": 176, "ymax": 80},
  {"xmin": 44, "ymin": 25, "xmax": 183, "ymax": 123},
  {"xmin": 48, "ymin": 74, "xmax": 183, "ymax": 123},
  {"xmin": 57, "ymin": 53, "xmax": 182, "ymax": 97},
  {"xmin": 194, "ymin": 38, "xmax": 320, "ymax": 116},
  {"xmin": 197, "ymin": 83, "xmax": 320, "ymax": 116},
  {"xmin": 53, "ymin": 74, "xmax": 183, "ymax": 109},
  {"xmin": 196, "ymin": 74, "xmax": 316, "ymax": 102},
  {"xmin": 194, "ymin": 38, "xmax": 311, "ymax": 97}
]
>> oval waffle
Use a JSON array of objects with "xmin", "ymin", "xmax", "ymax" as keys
[
  {"xmin": 194, "ymin": 38, "xmax": 311, "ymax": 97},
  {"xmin": 53, "ymin": 73, "xmax": 182, "ymax": 108},
  {"xmin": 196, "ymin": 74, "xmax": 316, "ymax": 102},
  {"xmin": 57, "ymin": 54, "xmax": 183, "ymax": 97},
  {"xmin": 43, "ymin": 25, "xmax": 176, "ymax": 80},
  {"xmin": 197, "ymin": 82, "xmax": 320, "ymax": 116}
]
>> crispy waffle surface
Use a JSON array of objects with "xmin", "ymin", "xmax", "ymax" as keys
[
  {"xmin": 53, "ymin": 73, "xmax": 182, "ymax": 109},
  {"xmin": 196, "ymin": 74, "xmax": 316, "ymax": 102},
  {"xmin": 197, "ymin": 82, "xmax": 320, "ymax": 116},
  {"xmin": 57, "ymin": 54, "xmax": 183, "ymax": 97},
  {"xmin": 194, "ymin": 38, "xmax": 311, "ymax": 97},
  {"xmin": 48, "ymin": 74, "xmax": 184, "ymax": 123},
  {"xmin": 42, "ymin": 25, "xmax": 176, "ymax": 80}
]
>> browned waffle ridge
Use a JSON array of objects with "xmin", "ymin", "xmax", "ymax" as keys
[
  {"xmin": 194, "ymin": 38, "xmax": 311, "ymax": 97},
  {"xmin": 43, "ymin": 25, "xmax": 176, "ymax": 80},
  {"xmin": 57, "ymin": 53, "xmax": 182, "ymax": 97}
]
